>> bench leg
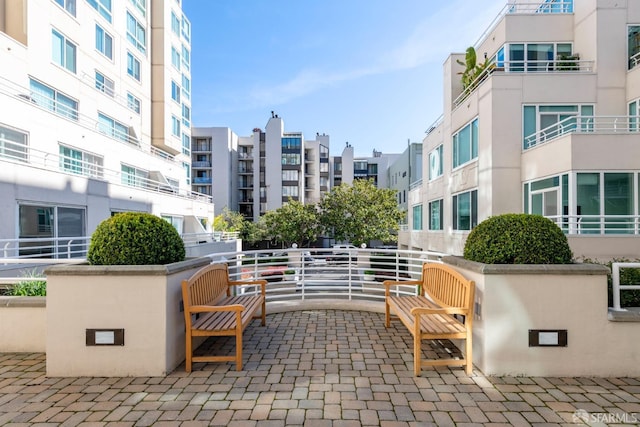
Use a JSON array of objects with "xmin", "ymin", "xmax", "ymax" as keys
[
  {"xmin": 465, "ymin": 334, "xmax": 473, "ymax": 375},
  {"xmin": 414, "ymin": 335, "xmax": 421, "ymax": 376},
  {"xmin": 185, "ymin": 333, "xmax": 192, "ymax": 373},
  {"xmin": 385, "ymin": 301, "xmax": 391, "ymax": 327},
  {"xmin": 235, "ymin": 327, "xmax": 243, "ymax": 371}
]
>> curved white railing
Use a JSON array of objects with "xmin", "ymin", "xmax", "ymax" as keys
[{"xmin": 611, "ymin": 262, "xmax": 640, "ymax": 310}]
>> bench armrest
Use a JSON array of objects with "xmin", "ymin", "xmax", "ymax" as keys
[
  {"xmin": 229, "ymin": 279, "xmax": 267, "ymax": 295},
  {"xmin": 410, "ymin": 306, "xmax": 468, "ymax": 316},
  {"xmin": 384, "ymin": 280, "xmax": 422, "ymax": 295},
  {"xmin": 189, "ymin": 304, "xmax": 245, "ymax": 313}
]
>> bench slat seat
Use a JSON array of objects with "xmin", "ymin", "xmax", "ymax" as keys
[
  {"xmin": 385, "ymin": 263, "xmax": 475, "ymax": 375},
  {"xmin": 182, "ymin": 263, "xmax": 266, "ymax": 372}
]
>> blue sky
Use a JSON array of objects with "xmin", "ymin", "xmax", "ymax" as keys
[{"xmin": 183, "ymin": 0, "xmax": 505, "ymax": 157}]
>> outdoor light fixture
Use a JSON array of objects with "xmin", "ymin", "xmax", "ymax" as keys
[
  {"xmin": 528, "ymin": 329, "xmax": 567, "ymax": 347},
  {"xmin": 86, "ymin": 329, "xmax": 125, "ymax": 346}
]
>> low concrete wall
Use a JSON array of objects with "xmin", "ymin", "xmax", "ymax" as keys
[
  {"xmin": 445, "ymin": 256, "xmax": 640, "ymax": 377},
  {"xmin": 45, "ymin": 258, "xmax": 210, "ymax": 377},
  {"xmin": 0, "ymin": 296, "xmax": 46, "ymax": 352}
]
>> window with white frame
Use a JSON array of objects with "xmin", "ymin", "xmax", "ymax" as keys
[
  {"xmin": 181, "ymin": 45, "xmax": 190, "ymax": 71},
  {"xmin": 59, "ymin": 144, "xmax": 104, "ymax": 178},
  {"xmin": 54, "ymin": 0, "xmax": 76, "ymax": 16},
  {"xmin": 181, "ymin": 15, "xmax": 190, "ymax": 41},
  {"xmin": 171, "ymin": 115, "xmax": 180, "ymax": 137},
  {"xmin": 629, "ymin": 99, "xmax": 640, "ymax": 131},
  {"xmin": 121, "ymin": 163, "xmax": 148, "ymax": 188},
  {"xmin": 282, "ymin": 170, "xmax": 299, "ymax": 181},
  {"xmin": 282, "ymin": 186, "xmax": 299, "ymax": 198},
  {"xmin": 86, "ymin": 0, "xmax": 111, "ymax": 22},
  {"xmin": 182, "ymin": 74, "xmax": 190, "ymax": 100},
  {"xmin": 452, "ymin": 189, "xmax": 477, "ymax": 231},
  {"xmin": 429, "ymin": 199, "xmax": 443, "ymax": 231},
  {"xmin": 428, "ymin": 144, "xmax": 443, "ymax": 180},
  {"xmin": 171, "ymin": 12, "xmax": 180, "ymax": 35},
  {"xmin": 182, "ymin": 133, "xmax": 190, "ymax": 156},
  {"xmin": 412, "ymin": 204, "xmax": 423, "ymax": 231},
  {"xmin": 129, "ymin": 0, "xmax": 146, "ymax": 17},
  {"xmin": 95, "ymin": 24, "xmax": 113, "ymax": 60},
  {"xmin": 161, "ymin": 215, "xmax": 183, "ymax": 235},
  {"xmin": 628, "ymin": 25, "xmax": 640, "ymax": 70},
  {"xmin": 452, "ymin": 118, "xmax": 478, "ymax": 168},
  {"xmin": 98, "ymin": 112, "xmax": 131, "ymax": 144},
  {"xmin": 182, "ymin": 104, "xmax": 190, "ymax": 127},
  {"xmin": 171, "ymin": 80, "xmax": 180, "ymax": 103},
  {"xmin": 183, "ymin": 161, "xmax": 190, "ymax": 185},
  {"xmin": 171, "ymin": 46, "xmax": 180, "ymax": 70},
  {"xmin": 52, "ymin": 29, "xmax": 76, "ymax": 73},
  {"xmin": 126, "ymin": 51, "xmax": 141, "ymax": 81},
  {"xmin": 29, "ymin": 78, "xmax": 78, "ymax": 121},
  {"xmin": 522, "ymin": 104, "xmax": 594, "ymax": 149},
  {"xmin": 127, "ymin": 92, "xmax": 140, "ymax": 114},
  {"xmin": 126, "ymin": 11, "xmax": 146, "ymax": 54},
  {"xmin": 0, "ymin": 124, "xmax": 28, "ymax": 162},
  {"xmin": 506, "ymin": 42, "xmax": 573, "ymax": 71},
  {"xmin": 95, "ymin": 71, "xmax": 114, "ymax": 97}
]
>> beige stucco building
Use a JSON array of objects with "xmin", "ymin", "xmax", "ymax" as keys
[{"xmin": 400, "ymin": 0, "xmax": 640, "ymax": 261}]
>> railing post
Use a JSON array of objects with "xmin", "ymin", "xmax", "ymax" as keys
[{"xmin": 612, "ymin": 263, "xmax": 621, "ymax": 310}]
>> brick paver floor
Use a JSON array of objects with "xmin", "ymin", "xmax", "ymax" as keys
[{"xmin": 1, "ymin": 309, "xmax": 639, "ymax": 426}]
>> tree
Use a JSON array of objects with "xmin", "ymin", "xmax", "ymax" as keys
[
  {"xmin": 213, "ymin": 207, "xmax": 246, "ymax": 232},
  {"xmin": 262, "ymin": 199, "xmax": 321, "ymax": 248},
  {"xmin": 319, "ymin": 179, "xmax": 404, "ymax": 246},
  {"xmin": 456, "ymin": 46, "xmax": 492, "ymax": 90}
]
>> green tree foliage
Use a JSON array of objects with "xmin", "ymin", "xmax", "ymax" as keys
[
  {"xmin": 319, "ymin": 179, "xmax": 404, "ymax": 246},
  {"xmin": 262, "ymin": 199, "xmax": 321, "ymax": 247},
  {"xmin": 213, "ymin": 207, "xmax": 246, "ymax": 232},
  {"xmin": 463, "ymin": 213, "xmax": 573, "ymax": 264},
  {"xmin": 87, "ymin": 212, "xmax": 185, "ymax": 265},
  {"xmin": 457, "ymin": 46, "xmax": 493, "ymax": 90}
]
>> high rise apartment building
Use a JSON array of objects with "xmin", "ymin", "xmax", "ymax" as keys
[
  {"xmin": 0, "ymin": 0, "xmax": 211, "ymax": 255},
  {"xmin": 192, "ymin": 115, "xmax": 331, "ymax": 221},
  {"xmin": 401, "ymin": 0, "xmax": 640, "ymax": 260}
]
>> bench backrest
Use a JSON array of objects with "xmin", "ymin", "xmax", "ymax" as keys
[
  {"xmin": 182, "ymin": 263, "xmax": 230, "ymax": 308},
  {"xmin": 421, "ymin": 263, "xmax": 475, "ymax": 312}
]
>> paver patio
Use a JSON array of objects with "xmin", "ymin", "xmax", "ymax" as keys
[{"xmin": 1, "ymin": 309, "xmax": 639, "ymax": 426}]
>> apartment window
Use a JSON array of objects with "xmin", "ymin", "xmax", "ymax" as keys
[
  {"xmin": 0, "ymin": 124, "xmax": 28, "ymax": 162},
  {"xmin": 121, "ymin": 164, "xmax": 148, "ymax": 188},
  {"xmin": 181, "ymin": 15, "xmax": 190, "ymax": 42},
  {"xmin": 29, "ymin": 78, "xmax": 78, "ymax": 121},
  {"xmin": 95, "ymin": 25, "xmax": 113, "ymax": 60},
  {"xmin": 126, "ymin": 12, "xmax": 146, "ymax": 54},
  {"xmin": 429, "ymin": 199, "xmax": 443, "ymax": 231},
  {"xmin": 452, "ymin": 118, "xmax": 478, "ymax": 168},
  {"xmin": 129, "ymin": 0, "xmax": 146, "ymax": 17},
  {"xmin": 282, "ymin": 153, "xmax": 301, "ymax": 165},
  {"xmin": 52, "ymin": 29, "xmax": 76, "ymax": 73},
  {"xmin": 18, "ymin": 204, "xmax": 86, "ymax": 257},
  {"xmin": 54, "ymin": 0, "xmax": 76, "ymax": 16},
  {"xmin": 98, "ymin": 112, "xmax": 131, "ymax": 144},
  {"xmin": 507, "ymin": 42, "xmax": 572, "ymax": 72},
  {"xmin": 86, "ymin": 0, "xmax": 111, "ymax": 22},
  {"xmin": 162, "ymin": 215, "xmax": 183, "ymax": 235},
  {"xmin": 428, "ymin": 145, "xmax": 443, "ymax": 180},
  {"xmin": 126, "ymin": 52, "xmax": 141, "ymax": 81},
  {"xmin": 182, "ymin": 74, "xmax": 191, "ymax": 100},
  {"xmin": 282, "ymin": 186, "xmax": 299, "ymax": 197},
  {"xmin": 171, "ymin": 115, "xmax": 180, "ymax": 137},
  {"xmin": 412, "ymin": 204, "xmax": 423, "ymax": 231},
  {"xmin": 523, "ymin": 104, "xmax": 594, "ymax": 149},
  {"xmin": 171, "ymin": 46, "xmax": 180, "ymax": 70},
  {"xmin": 182, "ymin": 133, "xmax": 190, "ymax": 156},
  {"xmin": 453, "ymin": 190, "xmax": 478, "ymax": 231},
  {"xmin": 181, "ymin": 45, "xmax": 190, "ymax": 71},
  {"xmin": 127, "ymin": 92, "xmax": 140, "ymax": 114},
  {"xmin": 59, "ymin": 144, "xmax": 103, "ymax": 178},
  {"xmin": 320, "ymin": 162, "xmax": 329, "ymax": 173},
  {"xmin": 181, "ymin": 104, "xmax": 190, "ymax": 127},
  {"xmin": 628, "ymin": 26, "xmax": 640, "ymax": 69},
  {"xmin": 282, "ymin": 170, "xmax": 299, "ymax": 181},
  {"xmin": 171, "ymin": 80, "xmax": 180, "ymax": 103},
  {"xmin": 282, "ymin": 137, "xmax": 301, "ymax": 149},
  {"xmin": 171, "ymin": 12, "xmax": 180, "ymax": 35},
  {"xmin": 95, "ymin": 71, "xmax": 114, "ymax": 97},
  {"xmin": 183, "ymin": 162, "xmax": 190, "ymax": 185}
]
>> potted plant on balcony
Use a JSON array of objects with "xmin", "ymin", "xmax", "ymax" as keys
[
  {"xmin": 363, "ymin": 270, "xmax": 375, "ymax": 281},
  {"xmin": 44, "ymin": 212, "xmax": 210, "ymax": 377}
]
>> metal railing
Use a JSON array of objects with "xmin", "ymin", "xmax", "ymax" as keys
[
  {"xmin": 1, "ymin": 236, "xmax": 90, "ymax": 259},
  {"xmin": 545, "ymin": 215, "xmax": 640, "ymax": 235},
  {"xmin": 205, "ymin": 248, "xmax": 445, "ymax": 303},
  {"xmin": 474, "ymin": 1, "xmax": 574, "ymax": 49},
  {"xmin": 523, "ymin": 115, "xmax": 640, "ymax": 149},
  {"xmin": 453, "ymin": 58, "xmax": 594, "ymax": 107},
  {"xmin": 611, "ymin": 262, "xmax": 640, "ymax": 310}
]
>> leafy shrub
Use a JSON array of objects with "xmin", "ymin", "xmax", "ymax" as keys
[
  {"xmin": 8, "ymin": 269, "xmax": 47, "ymax": 296},
  {"xmin": 87, "ymin": 212, "xmax": 185, "ymax": 265},
  {"xmin": 583, "ymin": 258, "xmax": 640, "ymax": 308},
  {"xmin": 463, "ymin": 214, "xmax": 573, "ymax": 264}
]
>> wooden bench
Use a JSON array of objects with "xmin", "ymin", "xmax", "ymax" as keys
[
  {"xmin": 181, "ymin": 263, "xmax": 266, "ymax": 372},
  {"xmin": 384, "ymin": 263, "xmax": 475, "ymax": 375}
]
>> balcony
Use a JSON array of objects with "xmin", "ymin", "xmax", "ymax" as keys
[
  {"xmin": 192, "ymin": 161, "xmax": 211, "ymax": 167},
  {"xmin": 193, "ymin": 177, "xmax": 212, "ymax": 184}
]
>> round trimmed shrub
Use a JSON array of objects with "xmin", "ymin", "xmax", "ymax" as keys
[
  {"xmin": 463, "ymin": 213, "xmax": 573, "ymax": 264},
  {"xmin": 87, "ymin": 212, "xmax": 185, "ymax": 265}
]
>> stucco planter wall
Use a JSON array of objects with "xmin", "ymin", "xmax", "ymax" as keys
[
  {"xmin": 0, "ymin": 296, "xmax": 46, "ymax": 352},
  {"xmin": 45, "ymin": 257, "xmax": 210, "ymax": 377},
  {"xmin": 444, "ymin": 256, "xmax": 640, "ymax": 377}
]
